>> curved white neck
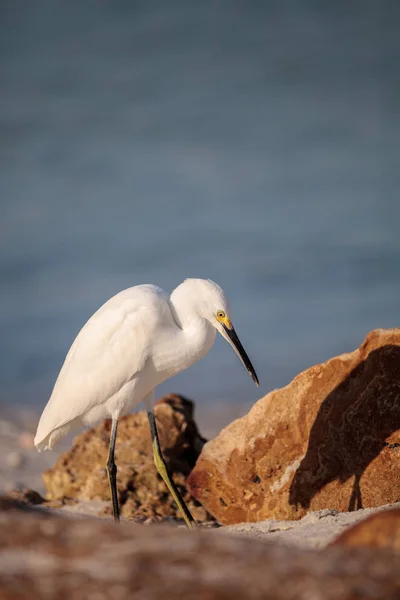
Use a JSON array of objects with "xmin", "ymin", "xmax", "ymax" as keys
[
  {"xmin": 166, "ymin": 292, "xmax": 217, "ymax": 372},
  {"xmin": 169, "ymin": 287, "xmax": 197, "ymax": 329}
]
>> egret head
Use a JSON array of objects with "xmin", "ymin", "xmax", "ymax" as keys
[{"xmin": 177, "ymin": 279, "xmax": 259, "ymax": 386}]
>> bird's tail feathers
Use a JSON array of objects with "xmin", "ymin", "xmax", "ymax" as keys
[{"xmin": 34, "ymin": 422, "xmax": 74, "ymax": 452}]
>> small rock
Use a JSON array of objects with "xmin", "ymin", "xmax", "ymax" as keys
[
  {"xmin": 0, "ymin": 488, "xmax": 46, "ymax": 513},
  {"xmin": 2, "ymin": 488, "xmax": 45, "ymax": 506},
  {"xmin": 332, "ymin": 508, "xmax": 400, "ymax": 550},
  {"xmin": 43, "ymin": 394, "xmax": 214, "ymax": 524}
]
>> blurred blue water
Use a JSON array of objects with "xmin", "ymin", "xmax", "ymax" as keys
[{"xmin": 1, "ymin": 1, "xmax": 399, "ymax": 411}]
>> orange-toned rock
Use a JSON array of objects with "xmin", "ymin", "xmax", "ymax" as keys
[
  {"xmin": 187, "ymin": 329, "xmax": 400, "ymax": 524},
  {"xmin": 43, "ymin": 394, "xmax": 211, "ymax": 523},
  {"xmin": 332, "ymin": 508, "xmax": 400, "ymax": 550}
]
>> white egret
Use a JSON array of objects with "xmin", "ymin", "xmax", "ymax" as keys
[{"xmin": 34, "ymin": 278, "xmax": 259, "ymax": 527}]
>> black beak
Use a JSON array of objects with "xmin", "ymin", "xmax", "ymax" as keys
[{"xmin": 222, "ymin": 324, "xmax": 259, "ymax": 386}]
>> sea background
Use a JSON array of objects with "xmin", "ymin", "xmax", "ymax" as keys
[{"xmin": 1, "ymin": 1, "xmax": 399, "ymax": 426}]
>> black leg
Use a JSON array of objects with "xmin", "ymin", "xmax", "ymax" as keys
[
  {"xmin": 106, "ymin": 418, "xmax": 120, "ymax": 523},
  {"xmin": 147, "ymin": 410, "xmax": 196, "ymax": 528}
]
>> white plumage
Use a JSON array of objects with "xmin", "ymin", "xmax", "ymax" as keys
[
  {"xmin": 35, "ymin": 278, "xmax": 258, "ymax": 451},
  {"xmin": 34, "ymin": 277, "xmax": 258, "ymax": 526}
]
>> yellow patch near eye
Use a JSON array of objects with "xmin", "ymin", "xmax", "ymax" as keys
[
  {"xmin": 223, "ymin": 317, "xmax": 233, "ymax": 330},
  {"xmin": 216, "ymin": 312, "xmax": 232, "ymax": 329}
]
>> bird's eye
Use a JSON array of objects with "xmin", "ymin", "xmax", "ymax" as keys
[{"xmin": 217, "ymin": 310, "xmax": 226, "ymax": 320}]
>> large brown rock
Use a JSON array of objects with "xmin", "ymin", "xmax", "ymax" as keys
[
  {"xmin": 332, "ymin": 508, "xmax": 400, "ymax": 550},
  {"xmin": 187, "ymin": 329, "xmax": 400, "ymax": 524},
  {"xmin": 43, "ymin": 394, "xmax": 211, "ymax": 523},
  {"xmin": 1, "ymin": 508, "xmax": 400, "ymax": 600}
]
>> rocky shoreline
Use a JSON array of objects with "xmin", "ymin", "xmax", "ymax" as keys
[{"xmin": 1, "ymin": 328, "xmax": 400, "ymax": 598}]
